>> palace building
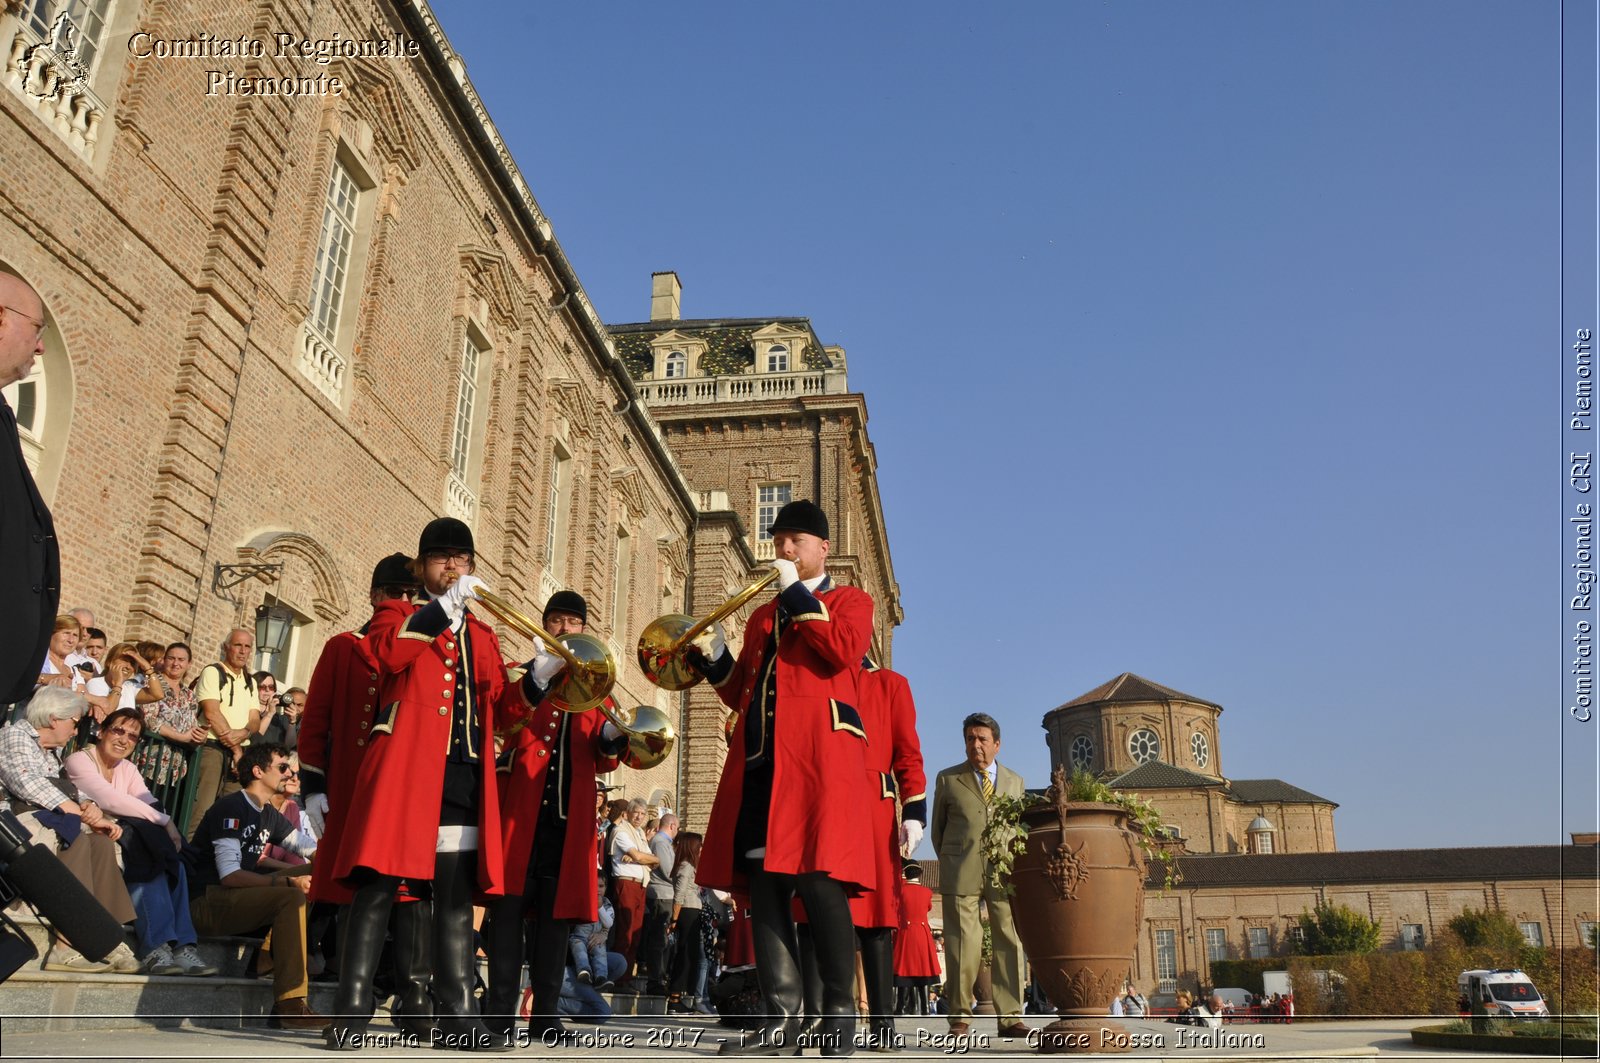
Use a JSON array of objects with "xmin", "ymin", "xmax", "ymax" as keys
[{"xmin": 0, "ymin": 0, "xmax": 893, "ymax": 819}]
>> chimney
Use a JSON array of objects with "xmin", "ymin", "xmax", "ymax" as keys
[{"xmin": 651, "ymin": 271, "xmax": 681, "ymax": 322}]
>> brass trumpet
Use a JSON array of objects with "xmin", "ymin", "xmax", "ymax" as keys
[
  {"xmin": 473, "ymin": 587, "xmax": 676, "ymax": 770},
  {"xmin": 637, "ymin": 567, "xmax": 780, "ymax": 690}
]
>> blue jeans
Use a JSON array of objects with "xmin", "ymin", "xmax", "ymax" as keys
[
  {"xmin": 568, "ymin": 921, "xmax": 604, "ymax": 979},
  {"xmin": 559, "ymin": 951, "xmax": 626, "ymax": 1022},
  {"xmin": 127, "ymin": 865, "xmax": 197, "ymax": 954}
]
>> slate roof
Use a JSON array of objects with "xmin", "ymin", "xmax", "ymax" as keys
[
  {"xmin": 1052, "ymin": 672, "xmax": 1222, "ymax": 712},
  {"xmin": 1227, "ymin": 779, "xmax": 1337, "ymax": 806},
  {"xmin": 1108, "ymin": 761, "xmax": 1222, "ymax": 790},
  {"xmin": 607, "ymin": 317, "xmax": 834, "ymax": 380},
  {"xmin": 1162, "ymin": 845, "xmax": 1600, "ymax": 889}
]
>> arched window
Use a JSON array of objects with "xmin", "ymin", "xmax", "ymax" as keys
[
  {"xmin": 664, "ymin": 351, "xmax": 686, "ymax": 379},
  {"xmin": 0, "ymin": 266, "xmax": 71, "ymax": 500},
  {"xmin": 766, "ymin": 344, "xmax": 789, "ymax": 373}
]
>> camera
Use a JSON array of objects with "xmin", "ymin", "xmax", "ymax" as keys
[{"xmin": 277, "ymin": 692, "xmax": 297, "ymax": 710}]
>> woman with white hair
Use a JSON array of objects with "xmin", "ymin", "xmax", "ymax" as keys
[{"xmin": 0, "ymin": 686, "xmax": 138, "ymax": 972}]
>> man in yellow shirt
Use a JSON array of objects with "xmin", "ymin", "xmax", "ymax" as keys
[{"xmin": 184, "ymin": 628, "xmax": 262, "ymax": 837}]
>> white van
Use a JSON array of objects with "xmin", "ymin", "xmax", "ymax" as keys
[{"xmin": 1457, "ymin": 969, "xmax": 1550, "ymax": 1018}]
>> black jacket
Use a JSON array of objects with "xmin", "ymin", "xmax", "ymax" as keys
[{"xmin": 0, "ymin": 396, "xmax": 58, "ymax": 705}]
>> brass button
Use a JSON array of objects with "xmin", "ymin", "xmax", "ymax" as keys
[
  {"xmin": 369, "ymin": 672, "xmax": 378, "ymax": 680},
  {"xmin": 360, "ymin": 722, "xmax": 369, "ymax": 730},
  {"xmin": 439, "ymin": 707, "xmax": 449, "ymax": 715},
  {"xmin": 368, "ymin": 687, "xmax": 376, "ymax": 695},
  {"xmin": 363, "ymin": 703, "xmax": 372, "ymax": 711},
  {"xmin": 537, "ymin": 749, "xmax": 547, "ymax": 758},
  {"xmin": 357, "ymin": 738, "xmax": 366, "ymax": 747}
]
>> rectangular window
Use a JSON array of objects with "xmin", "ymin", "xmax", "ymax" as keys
[
  {"xmin": 23, "ymin": 0, "xmax": 112, "ymax": 74},
  {"xmin": 309, "ymin": 159, "xmax": 361, "ymax": 344},
  {"xmin": 1204, "ymin": 928, "xmax": 1227, "ymax": 964},
  {"xmin": 1154, "ymin": 929, "xmax": 1176, "ymax": 987},
  {"xmin": 766, "ymin": 345, "xmax": 789, "ymax": 372},
  {"xmin": 757, "ymin": 484, "xmax": 792, "ymax": 541},
  {"xmin": 449, "ymin": 332, "xmax": 481, "ymax": 480},
  {"xmin": 1400, "ymin": 923, "xmax": 1424, "ymax": 951},
  {"xmin": 1247, "ymin": 927, "xmax": 1270, "ymax": 959},
  {"xmin": 1579, "ymin": 921, "xmax": 1597, "ymax": 948},
  {"xmin": 1289, "ymin": 926, "xmax": 1306, "ymax": 947},
  {"xmin": 1519, "ymin": 921, "xmax": 1544, "ymax": 948},
  {"xmin": 545, "ymin": 447, "xmax": 570, "ymax": 572}
]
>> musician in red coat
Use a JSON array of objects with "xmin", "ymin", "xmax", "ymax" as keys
[
  {"xmin": 853, "ymin": 660, "xmax": 928, "ymax": 1047},
  {"xmin": 688, "ymin": 500, "xmax": 877, "ymax": 1056},
  {"xmin": 482, "ymin": 590, "xmax": 625, "ymax": 1041},
  {"xmin": 298, "ymin": 553, "xmax": 434, "ymax": 1035},
  {"xmin": 893, "ymin": 863, "xmax": 940, "ymax": 1016},
  {"xmin": 325, "ymin": 518, "xmax": 537, "ymax": 1053}
]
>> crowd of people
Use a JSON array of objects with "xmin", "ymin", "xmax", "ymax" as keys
[{"xmin": 0, "ymin": 495, "xmax": 964, "ymax": 1053}]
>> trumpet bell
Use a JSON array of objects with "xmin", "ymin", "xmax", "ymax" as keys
[
  {"xmin": 613, "ymin": 704, "xmax": 678, "ymax": 770},
  {"xmin": 545, "ymin": 632, "xmax": 615, "ymax": 712},
  {"xmin": 636, "ymin": 614, "xmax": 702, "ymax": 691}
]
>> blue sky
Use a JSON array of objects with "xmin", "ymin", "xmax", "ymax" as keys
[{"xmin": 433, "ymin": 1, "xmax": 1593, "ymax": 852}]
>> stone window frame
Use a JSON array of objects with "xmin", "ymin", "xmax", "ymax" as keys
[
  {"xmin": 1128, "ymin": 727, "xmax": 1161, "ymax": 765},
  {"xmin": 1203, "ymin": 926, "xmax": 1228, "ymax": 964},
  {"xmin": 4, "ymin": 0, "xmax": 138, "ymax": 166},
  {"xmin": 1069, "ymin": 733, "xmax": 1094, "ymax": 772},
  {"xmin": 610, "ymin": 523, "xmax": 632, "ymax": 644},
  {"xmin": 1152, "ymin": 927, "xmax": 1178, "ymax": 988},
  {"xmin": 1399, "ymin": 923, "xmax": 1425, "ymax": 950},
  {"xmin": 443, "ymin": 318, "xmax": 493, "ymax": 522},
  {"xmin": 1518, "ymin": 921, "xmax": 1544, "ymax": 948},
  {"xmin": 1246, "ymin": 926, "xmax": 1271, "ymax": 959},
  {"xmin": 544, "ymin": 440, "xmax": 573, "ymax": 579},
  {"xmin": 1190, "ymin": 730, "xmax": 1209, "ymax": 768},
  {"xmin": 296, "ymin": 142, "xmax": 378, "ymax": 408},
  {"xmin": 756, "ymin": 483, "xmax": 792, "ymax": 541},
  {"xmin": 0, "ymin": 266, "xmax": 71, "ymax": 501},
  {"xmin": 663, "ymin": 351, "xmax": 687, "ymax": 379},
  {"xmin": 765, "ymin": 344, "xmax": 790, "ymax": 373}
]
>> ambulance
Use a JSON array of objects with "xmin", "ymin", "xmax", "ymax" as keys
[{"xmin": 1456, "ymin": 969, "xmax": 1550, "ymax": 1018}]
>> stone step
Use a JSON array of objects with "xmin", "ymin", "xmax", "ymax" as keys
[
  {"xmin": 9, "ymin": 904, "xmax": 267, "ymax": 978},
  {"xmin": 0, "ymin": 968, "xmax": 341, "ymax": 1033}
]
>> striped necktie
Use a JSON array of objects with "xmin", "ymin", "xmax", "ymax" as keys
[{"xmin": 980, "ymin": 770, "xmax": 994, "ymax": 802}]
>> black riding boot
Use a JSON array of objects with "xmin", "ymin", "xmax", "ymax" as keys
[
  {"xmin": 431, "ymin": 850, "xmax": 511, "ymax": 1052},
  {"xmin": 718, "ymin": 868, "xmax": 803, "ymax": 1057},
  {"xmin": 480, "ymin": 895, "xmax": 525, "ymax": 1040},
  {"xmin": 326, "ymin": 875, "xmax": 399, "ymax": 1050},
  {"xmin": 390, "ymin": 895, "xmax": 435, "ymax": 1039},
  {"xmin": 795, "ymin": 872, "xmax": 858, "ymax": 1058},
  {"xmin": 795, "ymin": 924, "xmax": 824, "ymax": 1043},
  {"xmin": 522, "ymin": 875, "xmax": 571, "ymax": 1043},
  {"xmin": 858, "ymin": 928, "xmax": 898, "ymax": 1052}
]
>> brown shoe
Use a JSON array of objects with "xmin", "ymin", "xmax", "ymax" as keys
[
  {"xmin": 269, "ymin": 996, "xmax": 327, "ymax": 1031},
  {"xmin": 997, "ymin": 1022, "xmax": 1031, "ymax": 1039},
  {"xmin": 947, "ymin": 1022, "xmax": 971, "ymax": 1036}
]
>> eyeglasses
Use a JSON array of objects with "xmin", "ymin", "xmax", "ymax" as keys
[
  {"xmin": 0, "ymin": 304, "xmax": 46, "ymax": 340},
  {"xmin": 425, "ymin": 551, "xmax": 473, "ymax": 565},
  {"xmin": 104, "ymin": 727, "xmax": 142, "ymax": 740},
  {"xmin": 271, "ymin": 763, "xmax": 298, "ymax": 776}
]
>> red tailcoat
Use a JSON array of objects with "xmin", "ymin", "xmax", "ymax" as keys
[
  {"xmin": 893, "ymin": 881, "xmax": 940, "ymax": 980},
  {"xmin": 497, "ymin": 696, "xmax": 619, "ymax": 921},
  {"xmin": 297, "ymin": 627, "xmax": 382, "ymax": 904},
  {"xmin": 332, "ymin": 599, "xmax": 526, "ymax": 892},
  {"xmin": 849, "ymin": 665, "xmax": 927, "ymax": 928},
  {"xmin": 698, "ymin": 580, "xmax": 876, "ymax": 892}
]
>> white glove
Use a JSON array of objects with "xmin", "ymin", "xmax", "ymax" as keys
[
  {"xmin": 527, "ymin": 636, "xmax": 565, "ymax": 685},
  {"xmin": 304, "ymin": 792, "xmax": 330, "ymax": 838},
  {"xmin": 601, "ymin": 720, "xmax": 622, "ymax": 742},
  {"xmin": 771, "ymin": 558, "xmax": 799, "ymax": 590},
  {"xmin": 899, "ymin": 819, "xmax": 924, "ymax": 857},
  {"xmin": 689, "ymin": 625, "xmax": 725, "ymax": 662},
  {"xmin": 441, "ymin": 574, "xmax": 486, "ymax": 612}
]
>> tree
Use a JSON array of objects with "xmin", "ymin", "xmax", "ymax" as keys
[
  {"xmin": 1294, "ymin": 900, "xmax": 1382, "ymax": 955},
  {"xmin": 1445, "ymin": 907, "xmax": 1526, "ymax": 951}
]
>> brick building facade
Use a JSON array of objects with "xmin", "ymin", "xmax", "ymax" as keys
[{"xmin": 1, "ymin": 0, "xmax": 895, "ymax": 817}]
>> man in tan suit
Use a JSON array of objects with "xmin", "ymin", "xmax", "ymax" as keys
[{"xmin": 929, "ymin": 712, "xmax": 1029, "ymax": 1038}]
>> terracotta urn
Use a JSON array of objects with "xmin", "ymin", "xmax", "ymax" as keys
[{"xmin": 1009, "ymin": 768, "xmax": 1148, "ymax": 1053}]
